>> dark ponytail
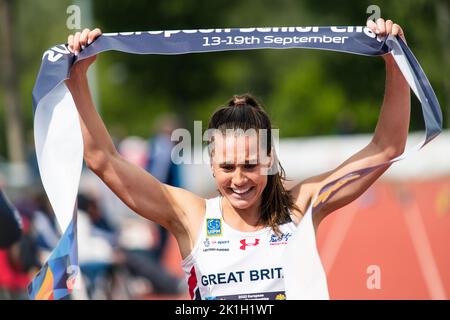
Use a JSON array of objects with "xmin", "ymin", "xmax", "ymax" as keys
[{"xmin": 208, "ymin": 94, "xmax": 298, "ymax": 234}]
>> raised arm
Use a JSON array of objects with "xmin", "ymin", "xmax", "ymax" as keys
[
  {"xmin": 289, "ymin": 19, "xmax": 410, "ymax": 227},
  {"xmin": 65, "ymin": 29, "xmax": 204, "ymax": 257}
]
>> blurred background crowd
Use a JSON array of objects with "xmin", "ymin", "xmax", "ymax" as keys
[{"xmin": 1, "ymin": 114, "xmax": 189, "ymax": 299}]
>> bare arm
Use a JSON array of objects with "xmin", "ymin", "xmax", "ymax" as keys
[
  {"xmin": 289, "ymin": 19, "xmax": 410, "ymax": 226},
  {"xmin": 66, "ymin": 29, "xmax": 204, "ymax": 257}
]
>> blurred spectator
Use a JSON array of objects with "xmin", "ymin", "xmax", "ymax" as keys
[
  {"xmin": 77, "ymin": 193, "xmax": 119, "ymax": 299},
  {"xmin": 119, "ymin": 136, "xmax": 149, "ymax": 169},
  {"xmin": 77, "ymin": 192, "xmax": 185, "ymax": 299},
  {"xmin": 146, "ymin": 114, "xmax": 182, "ymax": 261},
  {"xmin": 0, "ymin": 188, "xmax": 38, "ymax": 299},
  {"xmin": 0, "ymin": 188, "xmax": 22, "ymax": 249}
]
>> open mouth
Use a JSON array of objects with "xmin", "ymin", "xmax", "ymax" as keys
[{"xmin": 229, "ymin": 186, "xmax": 255, "ymax": 198}]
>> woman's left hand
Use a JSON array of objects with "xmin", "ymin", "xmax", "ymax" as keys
[
  {"xmin": 367, "ymin": 18, "xmax": 406, "ymax": 64},
  {"xmin": 366, "ymin": 18, "xmax": 406, "ymax": 43}
]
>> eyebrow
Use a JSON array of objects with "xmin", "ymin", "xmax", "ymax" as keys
[{"xmin": 218, "ymin": 159, "xmax": 259, "ymax": 166}]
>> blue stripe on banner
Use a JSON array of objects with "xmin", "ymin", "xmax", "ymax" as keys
[
  {"xmin": 28, "ymin": 212, "xmax": 78, "ymax": 300},
  {"xmin": 30, "ymin": 26, "xmax": 443, "ymax": 300},
  {"xmin": 396, "ymin": 37, "xmax": 442, "ymax": 143}
]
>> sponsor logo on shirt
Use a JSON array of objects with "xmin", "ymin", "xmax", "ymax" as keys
[
  {"xmin": 269, "ymin": 232, "xmax": 292, "ymax": 245},
  {"xmin": 206, "ymin": 218, "xmax": 222, "ymax": 237},
  {"xmin": 203, "ymin": 238, "xmax": 230, "ymax": 252},
  {"xmin": 240, "ymin": 238, "xmax": 260, "ymax": 250}
]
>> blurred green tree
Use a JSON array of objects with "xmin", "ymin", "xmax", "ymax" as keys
[{"xmin": 0, "ymin": 0, "xmax": 446, "ymax": 160}]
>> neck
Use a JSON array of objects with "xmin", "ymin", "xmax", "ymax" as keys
[{"xmin": 221, "ymin": 196, "xmax": 263, "ymax": 231}]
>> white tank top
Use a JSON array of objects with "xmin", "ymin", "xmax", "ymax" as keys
[{"xmin": 181, "ymin": 196, "xmax": 298, "ymax": 300}]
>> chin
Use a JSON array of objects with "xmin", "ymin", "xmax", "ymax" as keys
[{"xmin": 228, "ymin": 198, "xmax": 254, "ymax": 209}]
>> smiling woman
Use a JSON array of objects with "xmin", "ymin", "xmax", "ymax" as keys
[
  {"xmin": 206, "ymin": 94, "xmax": 297, "ymax": 235},
  {"xmin": 56, "ymin": 17, "xmax": 415, "ymax": 300}
]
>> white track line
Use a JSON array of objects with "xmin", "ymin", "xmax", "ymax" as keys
[
  {"xmin": 319, "ymin": 203, "xmax": 359, "ymax": 274},
  {"xmin": 402, "ymin": 197, "xmax": 447, "ymax": 300}
]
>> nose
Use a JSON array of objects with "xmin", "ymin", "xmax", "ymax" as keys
[{"xmin": 231, "ymin": 167, "xmax": 248, "ymax": 186}]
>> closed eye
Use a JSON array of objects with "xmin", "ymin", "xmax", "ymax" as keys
[
  {"xmin": 244, "ymin": 164, "xmax": 257, "ymax": 170},
  {"xmin": 220, "ymin": 164, "xmax": 235, "ymax": 171}
]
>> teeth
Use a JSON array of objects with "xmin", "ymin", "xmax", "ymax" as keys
[{"xmin": 232, "ymin": 187, "xmax": 251, "ymax": 194}]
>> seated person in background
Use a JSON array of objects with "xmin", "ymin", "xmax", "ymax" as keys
[{"xmin": 0, "ymin": 188, "xmax": 22, "ymax": 249}]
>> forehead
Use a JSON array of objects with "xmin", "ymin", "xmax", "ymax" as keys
[{"xmin": 212, "ymin": 132, "xmax": 260, "ymax": 163}]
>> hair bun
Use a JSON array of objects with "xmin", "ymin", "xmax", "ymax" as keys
[
  {"xmin": 229, "ymin": 96, "xmax": 248, "ymax": 107},
  {"xmin": 232, "ymin": 96, "xmax": 247, "ymax": 107},
  {"xmin": 229, "ymin": 94, "xmax": 261, "ymax": 108}
]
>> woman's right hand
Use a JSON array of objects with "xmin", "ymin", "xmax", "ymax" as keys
[{"xmin": 67, "ymin": 28, "xmax": 102, "ymax": 79}]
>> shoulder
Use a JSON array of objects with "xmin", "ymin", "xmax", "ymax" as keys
[
  {"xmin": 163, "ymin": 184, "xmax": 206, "ymax": 230},
  {"xmin": 163, "ymin": 184, "xmax": 207, "ymax": 256}
]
